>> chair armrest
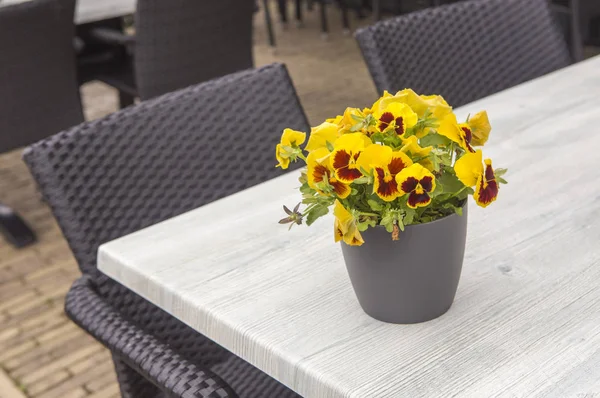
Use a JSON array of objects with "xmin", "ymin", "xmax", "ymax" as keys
[
  {"xmin": 88, "ymin": 27, "xmax": 136, "ymax": 46},
  {"xmin": 65, "ymin": 276, "xmax": 238, "ymax": 398}
]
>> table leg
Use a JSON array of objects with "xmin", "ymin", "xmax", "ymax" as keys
[
  {"xmin": 118, "ymin": 91, "xmax": 135, "ymax": 109},
  {"xmin": 277, "ymin": 0, "xmax": 288, "ymax": 24},
  {"xmin": 262, "ymin": 0, "xmax": 277, "ymax": 48},
  {"xmin": 570, "ymin": 0, "xmax": 584, "ymax": 61},
  {"xmin": 319, "ymin": 1, "xmax": 329, "ymax": 38},
  {"xmin": 373, "ymin": 0, "xmax": 381, "ymax": 21},
  {"xmin": 295, "ymin": 0, "xmax": 303, "ymax": 26},
  {"xmin": 338, "ymin": 0, "xmax": 350, "ymax": 34},
  {"xmin": 0, "ymin": 203, "xmax": 36, "ymax": 248}
]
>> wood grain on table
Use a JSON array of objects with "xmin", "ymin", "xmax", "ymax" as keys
[{"xmin": 99, "ymin": 56, "xmax": 600, "ymax": 398}]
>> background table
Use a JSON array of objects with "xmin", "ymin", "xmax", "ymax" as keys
[
  {"xmin": 75, "ymin": 0, "xmax": 136, "ymax": 24},
  {"xmin": 0, "ymin": 0, "xmax": 135, "ymax": 23},
  {"xmin": 99, "ymin": 56, "xmax": 600, "ymax": 397}
]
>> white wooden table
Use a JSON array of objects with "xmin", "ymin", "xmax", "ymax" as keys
[
  {"xmin": 0, "ymin": 0, "xmax": 136, "ymax": 24},
  {"xmin": 98, "ymin": 57, "xmax": 600, "ymax": 398}
]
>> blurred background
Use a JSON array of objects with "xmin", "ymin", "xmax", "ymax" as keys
[{"xmin": 1, "ymin": 1, "xmax": 599, "ymax": 397}]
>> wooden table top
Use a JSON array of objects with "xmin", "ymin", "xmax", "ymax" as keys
[{"xmin": 98, "ymin": 56, "xmax": 600, "ymax": 397}]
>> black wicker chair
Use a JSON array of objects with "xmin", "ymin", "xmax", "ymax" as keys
[
  {"xmin": 24, "ymin": 63, "xmax": 309, "ymax": 398},
  {"xmin": 355, "ymin": 0, "xmax": 573, "ymax": 106},
  {"xmin": 88, "ymin": 0, "xmax": 255, "ymax": 107},
  {"xmin": 0, "ymin": 0, "xmax": 83, "ymax": 248}
]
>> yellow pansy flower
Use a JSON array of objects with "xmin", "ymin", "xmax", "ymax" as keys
[
  {"xmin": 400, "ymin": 135, "xmax": 433, "ymax": 170},
  {"xmin": 396, "ymin": 163, "xmax": 436, "ymax": 208},
  {"xmin": 465, "ymin": 111, "xmax": 491, "ymax": 147},
  {"xmin": 333, "ymin": 200, "xmax": 364, "ymax": 246},
  {"xmin": 275, "ymin": 128, "xmax": 306, "ymax": 169},
  {"xmin": 330, "ymin": 133, "xmax": 372, "ymax": 183},
  {"xmin": 335, "ymin": 107, "xmax": 376, "ymax": 135},
  {"xmin": 305, "ymin": 122, "xmax": 340, "ymax": 152},
  {"xmin": 419, "ymin": 94, "xmax": 452, "ymax": 120},
  {"xmin": 454, "ymin": 150, "xmax": 499, "ymax": 208},
  {"xmin": 326, "ymin": 114, "xmax": 343, "ymax": 124},
  {"xmin": 307, "ymin": 148, "xmax": 351, "ymax": 199},
  {"xmin": 372, "ymin": 89, "xmax": 452, "ymax": 121},
  {"xmin": 357, "ymin": 144, "xmax": 412, "ymax": 202},
  {"xmin": 437, "ymin": 113, "xmax": 475, "ymax": 153},
  {"xmin": 374, "ymin": 102, "xmax": 418, "ymax": 136}
]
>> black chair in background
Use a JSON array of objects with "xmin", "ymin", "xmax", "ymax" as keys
[
  {"xmin": 277, "ymin": 0, "xmax": 351, "ymax": 37},
  {"xmin": 86, "ymin": 0, "xmax": 255, "ymax": 107},
  {"xmin": 24, "ymin": 63, "xmax": 310, "ymax": 397},
  {"xmin": 0, "ymin": 0, "xmax": 84, "ymax": 248},
  {"xmin": 550, "ymin": 0, "xmax": 584, "ymax": 61},
  {"xmin": 355, "ymin": 0, "xmax": 572, "ymax": 106}
]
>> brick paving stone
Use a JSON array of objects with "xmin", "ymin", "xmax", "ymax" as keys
[
  {"xmin": 32, "ymin": 362, "xmax": 115, "ymax": 398},
  {"xmin": 0, "ymin": 368, "xmax": 27, "ymax": 398},
  {"xmin": 68, "ymin": 350, "xmax": 112, "ymax": 375},
  {"xmin": 85, "ymin": 384, "xmax": 120, "ymax": 398},
  {"xmin": 25, "ymin": 370, "xmax": 70, "ymax": 397},
  {"xmin": 0, "ymin": 291, "xmax": 37, "ymax": 313},
  {"xmin": 2, "ymin": 302, "xmax": 55, "ymax": 329},
  {"xmin": 20, "ymin": 345, "xmax": 102, "ymax": 385},
  {"xmin": 0, "ymin": 256, "xmax": 46, "ymax": 284},
  {"xmin": 3, "ymin": 332, "xmax": 87, "ymax": 371},
  {"xmin": 0, "ymin": 340, "xmax": 38, "ymax": 363},
  {"xmin": 59, "ymin": 389, "xmax": 87, "ymax": 398},
  {"xmin": 83, "ymin": 369, "xmax": 117, "ymax": 393},
  {"xmin": 0, "ymin": 280, "xmax": 30, "ymax": 302}
]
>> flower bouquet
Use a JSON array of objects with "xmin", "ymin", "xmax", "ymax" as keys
[{"xmin": 276, "ymin": 89, "xmax": 507, "ymax": 323}]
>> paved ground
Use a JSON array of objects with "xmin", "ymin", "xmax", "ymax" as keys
[
  {"xmin": 0, "ymin": 4, "xmax": 375, "ymax": 398},
  {"xmin": 1, "ymin": 2, "xmax": 599, "ymax": 396}
]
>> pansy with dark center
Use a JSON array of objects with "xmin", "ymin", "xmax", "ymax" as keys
[
  {"xmin": 378, "ymin": 112, "xmax": 405, "ymax": 135},
  {"xmin": 307, "ymin": 148, "xmax": 351, "ymax": 199},
  {"xmin": 375, "ymin": 102, "xmax": 418, "ymax": 136},
  {"xmin": 396, "ymin": 164, "xmax": 437, "ymax": 209},
  {"xmin": 454, "ymin": 150, "xmax": 499, "ymax": 208},
  {"xmin": 357, "ymin": 144, "xmax": 413, "ymax": 201},
  {"xmin": 461, "ymin": 126, "xmax": 475, "ymax": 153},
  {"xmin": 475, "ymin": 159, "xmax": 499, "ymax": 207},
  {"xmin": 329, "ymin": 133, "xmax": 371, "ymax": 184},
  {"xmin": 438, "ymin": 114, "xmax": 476, "ymax": 153}
]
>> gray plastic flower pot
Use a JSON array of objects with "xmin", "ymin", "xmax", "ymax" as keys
[{"xmin": 341, "ymin": 204, "xmax": 468, "ymax": 324}]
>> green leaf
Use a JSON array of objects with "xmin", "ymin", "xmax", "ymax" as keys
[
  {"xmin": 306, "ymin": 205, "xmax": 329, "ymax": 226},
  {"xmin": 437, "ymin": 171, "xmax": 465, "ymax": 194},
  {"xmin": 497, "ymin": 177, "xmax": 508, "ymax": 184},
  {"xmin": 380, "ymin": 214, "xmax": 394, "ymax": 233},
  {"xmin": 351, "ymin": 114, "xmax": 364, "ymax": 122},
  {"xmin": 370, "ymin": 132, "xmax": 385, "ymax": 143},
  {"xmin": 397, "ymin": 218, "xmax": 405, "ymax": 231},
  {"xmin": 326, "ymin": 141, "xmax": 334, "ymax": 152},
  {"xmin": 365, "ymin": 114, "xmax": 376, "ymax": 126},
  {"xmin": 419, "ymin": 133, "xmax": 452, "ymax": 147},
  {"xmin": 350, "ymin": 123, "xmax": 364, "ymax": 132},
  {"xmin": 299, "ymin": 182, "xmax": 313, "ymax": 195},
  {"xmin": 367, "ymin": 199, "xmax": 383, "ymax": 211},
  {"xmin": 352, "ymin": 176, "xmax": 371, "ymax": 185},
  {"xmin": 494, "ymin": 168, "xmax": 508, "ymax": 177},
  {"xmin": 403, "ymin": 208, "xmax": 416, "ymax": 225}
]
